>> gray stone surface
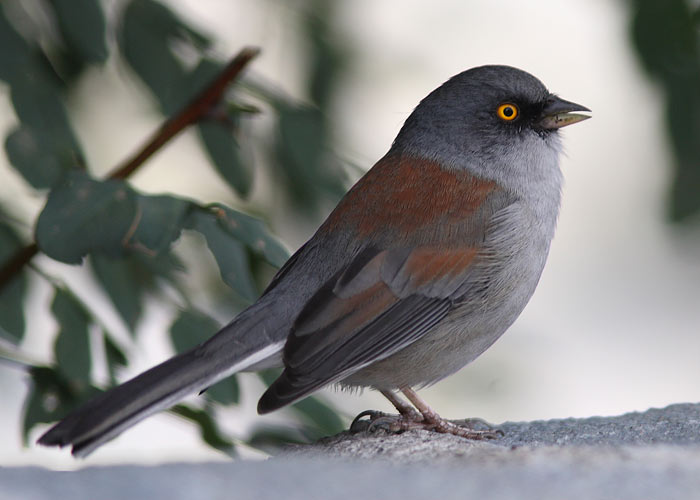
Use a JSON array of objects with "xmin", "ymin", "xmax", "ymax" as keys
[
  {"xmin": 287, "ymin": 402, "xmax": 700, "ymax": 461},
  {"xmin": 2, "ymin": 403, "xmax": 700, "ymax": 500}
]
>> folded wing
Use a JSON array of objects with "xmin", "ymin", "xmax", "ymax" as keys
[{"xmin": 257, "ymin": 244, "xmax": 480, "ymax": 413}]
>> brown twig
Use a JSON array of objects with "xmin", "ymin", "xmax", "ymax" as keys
[
  {"xmin": 0, "ymin": 243, "xmax": 38, "ymax": 288},
  {"xmin": 0, "ymin": 47, "xmax": 261, "ymax": 292},
  {"xmin": 109, "ymin": 47, "xmax": 260, "ymax": 179}
]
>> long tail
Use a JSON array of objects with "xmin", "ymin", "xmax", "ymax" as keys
[{"xmin": 37, "ymin": 311, "xmax": 284, "ymax": 457}]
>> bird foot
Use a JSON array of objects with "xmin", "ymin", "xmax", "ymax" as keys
[
  {"xmin": 350, "ymin": 410, "xmax": 423, "ymax": 433},
  {"xmin": 424, "ymin": 417, "xmax": 504, "ymax": 439},
  {"xmin": 350, "ymin": 410, "xmax": 406, "ymax": 433},
  {"xmin": 350, "ymin": 409, "xmax": 503, "ymax": 439}
]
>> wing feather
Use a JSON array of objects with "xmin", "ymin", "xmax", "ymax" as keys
[{"xmin": 257, "ymin": 246, "xmax": 477, "ymax": 413}]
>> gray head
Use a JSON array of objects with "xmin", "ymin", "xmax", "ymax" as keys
[{"xmin": 391, "ymin": 65, "xmax": 590, "ymax": 191}]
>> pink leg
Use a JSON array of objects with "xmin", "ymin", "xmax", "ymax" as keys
[
  {"xmin": 351, "ymin": 387, "xmax": 503, "ymax": 439},
  {"xmin": 380, "ymin": 390, "xmax": 423, "ymax": 421},
  {"xmin": 350, "ymin": 390, "xmax": 423, "ymax": 432},
  {"xmin": 400, "ymin": 387, "xmax": 502, "ymax": 439}
]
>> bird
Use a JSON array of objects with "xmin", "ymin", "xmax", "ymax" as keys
[{"xmin": 38, "ymin": 65, "xmax": 590, "ymax": 457}]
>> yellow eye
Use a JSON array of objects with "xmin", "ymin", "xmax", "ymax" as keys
[{"xmin": 496, "ymin": 103, "xmax": 519, "ymax": 121}]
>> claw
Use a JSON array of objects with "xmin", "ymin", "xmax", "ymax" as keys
[
  {"xmin": 350, "ymin": 410, "xmax": 419, "ymax": 434},
  {"xmin": 366, "ymin": 416, "xmax": 399, "ymax": 433},
  {"xmin": 350, "ymin": 410, "xmax": 390, "ymax": 433}
]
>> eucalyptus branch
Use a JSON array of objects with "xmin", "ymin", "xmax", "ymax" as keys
[
  {"xmin": 0, "ymin": 47, "xmax": 261, "ymax": 292},
  {"xmin": 109, "ymin": 47, "xmax": 260, "ymax": 179}
]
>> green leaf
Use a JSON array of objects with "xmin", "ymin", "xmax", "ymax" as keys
[
  {"xmin": 91, "ymin": 255, "xmax": 143, "ymax": 332},
  {"xmin": 290, "ymin": 396, "xmax": 345, "ymax": 436},
  {"xmin": 185, "ymin": 57, "xmax": 223, "ymax": 89},
  {"xmin": 127, "ymin": 194, "xmax": 192, "ymax": 255},
  {"xmin": 169, "ymin": 309, "xmax": 239, "ymax": 405},
  {"xmin": 0, "ymin": 10, "xmax": 32, "ymax": 82},
  {"xmin": 204, "ymin": 373, "xmax": 240, "ymax": 406},
  {"xmin": 49, "ymin": 0, "xmax": 108, "ymax": 64},
  {"xmin": 5, "ymin": 126, "xmax": 70, "ymax": 189},
  {"xmin": 92, "ymin": 249, "xmax": 186, "ymax": 335},
  {"xmin": 9, "ymin": 70, "xmax": 65, "ymax": 133},
  {"xmin": 303, "ymin": 0, "xmax": 347, "ymax": 110},
  {"xmin": 171, "ymin": 404, "xmax": 235, "ymax": 456},
  {"xmin": 22, "ymin": 370, "xmax": 65, "ymax": 445},
  {"xmin": 5, "ymin": 67, "xmax": 84, "ymax": 189},
  {"xmin": 198, "ymin": 122, "xmax": 252, "ymax": 198},
  {"xmin": 257, "ymin": 368, "xmax": 280, "ymax": 386},
  {"xmin": 630, "ymin": 0, "xmax": 700, "ymax": 221},
  {"xmin": 119, "ymin": 0, "xmax": 185, "ymax": 112},
  {"xmin": 208, "ymin": 204, "xmax": 289, "ymax": 267},
  {"xmin": 276, "ymin": 105, "xmax": 324, "ymax": 181},
  {"xmin": 248, "ymin": 425, "xmax": 308, "ymax": 453},
  {"xmin": 1, "ymin": 10, "xmax": 83, "ymax": 188},
  {"xmin": 258, "ymin": 369, "xmax": 343, "ymax": 435},
  {"xmin": 5, "ymin": 60, "xmax": 84, "ymax": 189},
  {"xmin": 36, "ymin": 171, "xmax": 138, "ymax": 264},
  {"xmin": 0, "ymin": 222, "xmax": 27, "ymax": 343},
  {"xmin": 185, "ymin": 210, "xmax": 258, "ymax": 302},
  {"xmin": 183, "ymin": 58, "xmax": 253, "ymax": 197},
  {"xmin": 170, "ymin": 309, "xmax": 220, "ymax": 351},
  {"xmin": 274, "ymin": 104, "xmax": 347, "ymax": 209},
  {"xmin": 104, "ymin": 333, "xmax": 127, "ymax": 385},
  {"xmin": 133, "ymin": 250, "xmax": 186, "ymax": 280},
  {"xmin": 22, "ymin": 366, "xmax": 101, "ymax": 445},
  {"xmin": 51, "ymin": 288, "xmax": 92, "ymax": 384},
  {"xmin": 119, "ymin": 0, "xmax": 210, "ymax": 113}
]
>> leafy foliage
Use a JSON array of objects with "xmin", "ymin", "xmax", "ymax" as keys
[
  {"xmin": 51, "ymin": 289, "xmax": 92, "ymax": 385},
  {"xmin": 22, "ymin": 367, "xmax": 101, "ymax": 445},
  {"xmin": 185, "ymin": 208, "xmax": 259, "ymax": 302},
  {"xmin": 50, "ymin": 0, "xmax": 108, "ymax": 66},
  {"xmin": 91, "ymin": 253, "xmax": 184, "ymax": 334},
  {"xmin": 630, "ymin": 0, "xmax": 700, "ymax": 221},
  {"xmin": 274, "ymin": 104, "xmax": 347, "ymax": 210},
  {"xmin": 0, "ymin": 5, "xmax": 85, "ymax": 189},
  {"xmin": 170, "ymin": 404, "xmax": 236, "ymax": 456},
  {"xmin": 0, "ymin": 0, "xmax": 351, "ymax": 456},
  {"xmin": 120, "ymin": 0, "xmax": 253, "ymax": 198},
  {"xmin": 36, "ymin": 172, "xmax": 138, "ymax": 263},
  {"xmin": 258, "ymin": 369, "xmax": 345, "ymax": 440},
  {"xmin": 169, "ymin": 309, "xmax": 240, "ymax": 405},
  {"xmin": 0, "ymin": 221, "xmax": 26, "ymax": 343}
]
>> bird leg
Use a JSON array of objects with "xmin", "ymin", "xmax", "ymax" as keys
[
  {"xmin": 381, "ymin": 389, "xmax": 424, "ymax": 421},
  {"xmin": 400, "ymin": 387, "xmax": 503, "ymax": 439},
  {"xmin": 350, "ymin": 390, "xmax": 423, "ymax": 433},
  {"xmin": 350, "ymin": 387, "xmax": 503, "ymax": 439}
]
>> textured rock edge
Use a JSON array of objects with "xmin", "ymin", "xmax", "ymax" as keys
[{"xmin": 279, "ymin": 402, "xmax": 700, "ymax": 462}]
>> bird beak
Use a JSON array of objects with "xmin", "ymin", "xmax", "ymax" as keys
[{"xmin": 538, "ymin": 96, "xmax": 591, "ymax": 130}]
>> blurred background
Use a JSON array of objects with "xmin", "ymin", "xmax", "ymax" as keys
[{"xmin": 1, "ymin": 0, "xmax": 699, "ymax": 469}]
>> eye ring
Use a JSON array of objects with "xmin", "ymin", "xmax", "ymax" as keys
[{"xmin": 497, "ymin": 103, "xmax": 519, "ymax": 121}]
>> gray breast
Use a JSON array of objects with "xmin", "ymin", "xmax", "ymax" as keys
[{"xmin": 342, "ymin": 198, "xmax": 555, "ymax": 390}]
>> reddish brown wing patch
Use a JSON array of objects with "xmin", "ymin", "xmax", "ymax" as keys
[
  {"xmin": 294, "ymin": 279, "xmax": 398, "ymax": 341},
  {"xmin": 320, "ymin": 154, "xmax": 497, "ymax": 238},
  {"xmin": 289, "ymin": 245, "xmax": 479, "ymax": 367},
  {"xmin": 400, "ymin": 247, "xmax": 478, "ymax": 290}
]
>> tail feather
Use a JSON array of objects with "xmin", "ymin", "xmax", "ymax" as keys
[{"xmin": 38, "ymin": 331, "xmax": 284, "ymax": 457}]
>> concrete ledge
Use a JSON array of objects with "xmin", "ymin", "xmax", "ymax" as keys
[
  {"xmin": 284, "ymin": 402, "xmax": 700, "ymax": 461},
  {"xmin": 2, "ymin": 403, "xmax": 699, "ymax": 500}
]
